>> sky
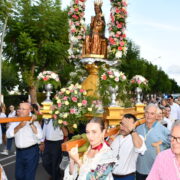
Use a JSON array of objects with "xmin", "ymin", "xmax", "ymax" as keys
[{"xmin": 62, "ymin": 0, "xmax": 180, "ymax": 86}]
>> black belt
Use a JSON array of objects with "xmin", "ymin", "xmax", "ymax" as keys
[
  {"xmin": 113, "ymin": 172, "xmax": 135, "ymax": 178},
  {"xmin": 16, "ymin": 144, "xmax": 38, "ymax": 150}
]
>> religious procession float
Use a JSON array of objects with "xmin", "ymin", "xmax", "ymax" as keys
[{"xmin": 0, "ymin": 0, "xmax": 149, "ymax": 152}]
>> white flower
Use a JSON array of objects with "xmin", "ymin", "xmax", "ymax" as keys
[
  {"xmin": 65, "ymin": 101, "xmax": 69, "ymax": 105},
  {"xmin": 115, "ymin": 51, "xmax": 122, "ymax": 58},
  {"xmin": 78, "ymin": 103, "xmax": 82, "ymax": 107}
]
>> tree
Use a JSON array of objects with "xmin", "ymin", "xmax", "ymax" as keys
[
  {"xmin": 2, "ymin": 60, "xmax": 19, "ymax": 95},
  {"xmin": 3, "ymin": 0, "xmax": 69, "ymax": 103}
]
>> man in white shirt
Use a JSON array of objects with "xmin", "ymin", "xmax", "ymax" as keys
[
  {"xmin": 40, "ymin": 119, "xmax": 68, "ymax": 180},
  {"xmin": 1, "ymin": 105, "xmax": 16, "ymax": 155},
  {"xmin": 6, "ymin": 102, "xmax": 43, "ymax": 180},
  {"xmin": 168, "ymin": 95, "xmax": 180, "ymax": 120},
  {"xmin": 111, "ymin": 114, "xmax": 147, "ymax": 180},
  {"xmin": 162, "ymin": 105, "xmax": 174, "ymax": 130}
]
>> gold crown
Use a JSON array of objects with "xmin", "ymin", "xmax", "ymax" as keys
[{"xmin": 94, "ymin": 0, "xmax": 103, "ymax": 6}]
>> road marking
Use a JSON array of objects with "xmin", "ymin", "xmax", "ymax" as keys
[
  {"xmin": 2, "ymin": 160, "xmax": 16, "ymax": 167},
  {"xmin": 0, "ymin": 155, "xmax": 16, "ymax": 162}
]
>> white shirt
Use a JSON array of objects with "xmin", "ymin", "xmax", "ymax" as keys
[
  {"xmin": 170, "ymin": 103, "xmax": 180, "ymax": 120},
  {"xmin": 6, "ymin": 121, "xmax": 43, "ymax": 148},
  {"xmin": 111, "ymin": 134, "xmax": 147, "ymax": 175},
  {"xmin": 8, "ymin": 110, "xmax": 16, "ymax": 118},
  {"xmin": 42, "ymin": 119, "xmax": 64, "ymax": 141},
  {"xmin": 163, "ymin": 117, "xmax": 173, "ymax": 131},
  {"xmin": 0, "ymin": 113, "xmax": 6, "ymax": 144}
]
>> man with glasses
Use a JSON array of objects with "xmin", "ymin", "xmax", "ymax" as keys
[
  {"xmin": 147, "ymin": 119, "xmax": 180, "ymax": 179},
  {"xmin": 6, "ymin": 102, "xmax": 43, "ymax": 180},
  {"xmin": 111, "ymin": 114, "xmax": 147, "ymax": 180},
  {"xmin": 136, "ymin": 104, "xmax": 170, "ymax": 180}
]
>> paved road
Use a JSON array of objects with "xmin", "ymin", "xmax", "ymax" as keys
[{"xmin": 0, "ymin": 143, "xmax": 50, "ymax": 180}]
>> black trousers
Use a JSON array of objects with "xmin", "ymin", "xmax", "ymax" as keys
[
  {"xmin": 42, "ymin": 140, "xmax": 63, "ymax": 180},
  {"xmin": 136, "ymin": 172, "xmax": 148, "ymax": 180}
]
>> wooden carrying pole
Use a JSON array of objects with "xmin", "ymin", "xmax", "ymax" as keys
[
  {"xmin": 62, "ymin": 118, "xmax": 146, "ymax": 152},
  {"xmin": 0, "ymin": 116, "xmax": 32, "ymax": 123}
]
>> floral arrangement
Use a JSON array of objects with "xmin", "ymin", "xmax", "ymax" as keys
[
  {"xmin": 100, "ymin": 68, "xmax": 127, "ymax": 87},
  {"xmin": 68, "ymin": 0, "xmax": 86, "ymax": 61},
  {"xmin": 99, "ymin": 67, "xmax": 127, "ymax": 106},
  {"xmin": 108, "ymin": 0, "xmax": 128, "ymax": 60},
  {"xmin": 37, "ymin": 71, "xmax": 60, "ymax": 89},
  {"xmin": 52, "ymin": 83, "xmax": 98, "ymax": 129},
  {"xmin": 130, "ymin": 75, "xmax": 148, "ymax": 89}
]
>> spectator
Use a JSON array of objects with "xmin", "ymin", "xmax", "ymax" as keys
[
  {"xmin": 0, "ymin": 106, "xmax": 6, "ymax": 145},
  {"xmin": 111, "ymin": 114, "xmax": 147, "ymax": 180},
  {"xmin": 147, "ymin": 119, "xmax": 180, "ymax": 180},
  {"xmin": 1, "ymin": 105, "xmax": 16, "ymax": 155},
  {"xmin": 136, "ymin": 103, "xmax": 170, "ymax": 180},
  {"xmin": 168, "ymin": 95, "xmax": 180, "ymax": 120}
]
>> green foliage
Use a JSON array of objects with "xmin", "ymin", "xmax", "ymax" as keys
[
  {"xmin": 121, "ymin": 40, "xmax": 180, "ymax": 94},
  {"xmin": 2, "ymin": 60, "xmax": 19, "ymax": 95},
  {"xmin": 3, "ymin": 0, "xmax": 69, "ymax": 99}
]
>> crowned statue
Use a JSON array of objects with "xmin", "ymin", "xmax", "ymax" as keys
[{"xmin": 82, "ymin": 0, "xmax": 107, "ymax": 59}]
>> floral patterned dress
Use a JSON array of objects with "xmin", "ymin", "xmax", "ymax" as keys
[{"xmin": 63, "ymin": 142, "xmax": 116, "ymax": 180}]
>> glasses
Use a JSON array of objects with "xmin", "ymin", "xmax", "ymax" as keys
[
  {"xmin": 169, "ymin": 135, "xmax": 180, "ymax": 143},
  {"xmin": 18, "ymin": 108, "xmax": 29, "ymax": 111}
]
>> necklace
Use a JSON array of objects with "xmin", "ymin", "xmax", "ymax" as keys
[
  {"xmin": 91, "ymin": 143, "xmax": 103, "ymax": 151},
  {"xmin": 173, "ymin": 158, "xmax": 180, "ymax": 178}
]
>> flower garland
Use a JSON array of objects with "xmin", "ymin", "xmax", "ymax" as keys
[
  {"xmin": 68, "ymin": 0, "xmax": 86, "ymax": 62},
  {"xmin": 68, "ymin": 0, "xmax": 127, "ymax": 61},
  {"xmin": 108, "ymin": 0, "xmax": 128, "ymax": 60}
]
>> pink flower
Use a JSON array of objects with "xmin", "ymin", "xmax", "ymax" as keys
[
  {"xmin": 58, "ymin": 103, "xmax": 62, "ymax": 108},
  {"xmin": 63, "ymin": 121, "xmax": 68, "ymax": 126},
  {"xmin": 63, "ymin": 96, "xmax": 68, "ymax": 100},
  {"xmin": 74, "ymin": 8, "xmax": 79, "ymax": 12},
  {"xmin": 72, "ymin": 97, "xmax": 77, "ymax": 102},
  {"xmin": 80, "ymin": 89, "xmax": 85, "ymax": 93},
  {"xmin": 109, "ymin": 37, "xmax": 116, "ymax": 45},
  {"xmin": 70, "ymin": 108, "xmax": 76, "ymax": 114},
  {"xmin": 137, "ymin": 80, "xmax": 141, "ymax": 84},
  {"xmin": 43, "ymin": 77, "xmax": 49, "ymax": 81},
  {"xmin": 116, "ymin": 8, "xmax": 121, "ymax": 13},
  {"xmin": 101, "ymin": 74, "xmax": 107, "ymax": 80},
  {"xmin": 108, "ymin": 71, "xmax": 113, "ymax": 75},
  {"xmin": 53, "ymin": 114, "xmax": 57, "ymax": 119},
  {"xmin": 117, "ymin": 23, "xmax": 123, "ymax": 28},
  {"xmin": 115, "ymin": 77, "xmax": 119, "ymax": 82},
  {"xmin": 118, "ymin": 46, "xmax": 123, "ymax": 51},
  {"xmin": 82, "ymin": 100, "xmax": 87, "ymax": 105},
  {"xmin": 120, "ymin": 41, "xmax": 125, "ymax": 46}
]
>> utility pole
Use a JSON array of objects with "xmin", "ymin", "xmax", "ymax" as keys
[{"xmin": 0, "ymin": 16, "xmax": 8, "ymax": 104}]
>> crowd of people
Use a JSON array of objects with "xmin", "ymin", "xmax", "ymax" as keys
[{"xmin": 0, "ymin": 94, "xmax": 179, "ymax": 180}]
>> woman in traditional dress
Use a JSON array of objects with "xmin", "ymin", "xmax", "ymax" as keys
[{"xmin": 63, "ymin": 117, "xmax": 116, "ymax": 180}]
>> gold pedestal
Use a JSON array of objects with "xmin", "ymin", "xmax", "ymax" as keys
[
  {"xmin": 81, "ymin": 63, "xmax": 99, "ymax": 97},
  {"xmin": 135, "ymin": 104, "xmax": 145, "ymax": 119},
  {"xmin": 40, "ymin": 101, "xmax": 53, "ymax": 119},
  {"xmin": 103, "ymin": 106, "xmax": 144, "ymax": 126}
]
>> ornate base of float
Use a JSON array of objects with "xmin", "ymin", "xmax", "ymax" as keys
[
  {"xmin": 40, "ymin": 101, "xmax": 53, "ymax": 119},
  {"xmin": 104, "ymin": 104, "xmax": 145, "ymax": 126}
]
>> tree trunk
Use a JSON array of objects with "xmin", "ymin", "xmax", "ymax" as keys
[{"xmin": 29, "ymin": 85, "xmax": 37, "ymax": 104}]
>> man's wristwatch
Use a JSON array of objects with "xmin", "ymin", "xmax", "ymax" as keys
[{"xmin": 130, "ymin": 128, "xmax": 136, "ymax": 134}]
